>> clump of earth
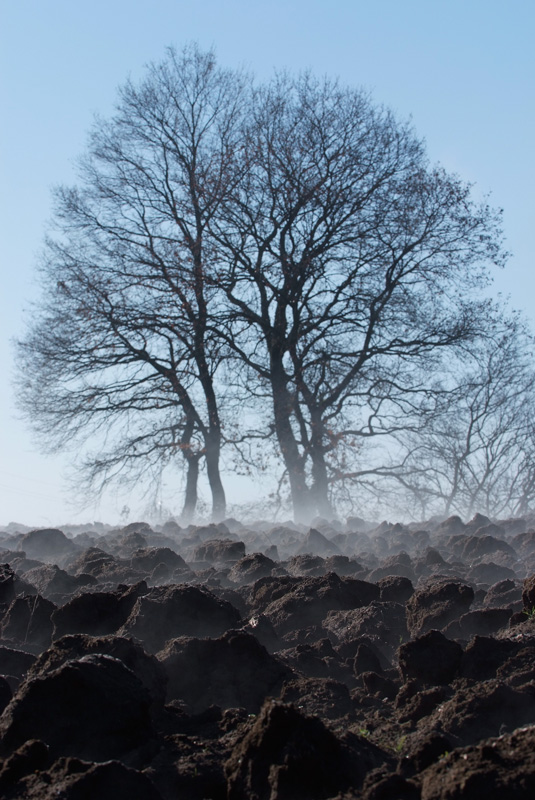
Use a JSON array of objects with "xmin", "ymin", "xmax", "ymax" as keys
[{"xmin": 0, "ymin": 512, "xmax": 535, "ymax": 798}]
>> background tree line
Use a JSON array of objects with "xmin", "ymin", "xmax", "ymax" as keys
[{"xmin": 16, "ymin": 44, "xmax": 533, "ymax": 524}]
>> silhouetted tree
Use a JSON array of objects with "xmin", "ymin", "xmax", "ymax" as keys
[
  {"xmin": 385, "ymin": 315, "xmax": 535, "ymax": 518},
  {"xmin": 212, "ymin": 73, "xmax": 506, "ymax": 522},
  {"xmin": 16, "ymin": 44, "xmax": 247, "ymax": 521},
  {"xmin": 16, "ymin": 47, "xmax": 508, "ymax": 524}
]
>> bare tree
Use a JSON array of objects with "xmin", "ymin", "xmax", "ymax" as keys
[
  {"xmin": 16, "ymin": 44, "xmax": 247, "ymax": 521},
  {"xmin": 16, "ymin": 48, "xmax": 509, "ymax": 525},
  {"xmin": 383, "ymin": 315, "xmax": 535, "ymax": 519},
  {"xmin": 212, "ymin": 72, "xmax": 506, "ymax": 522}
]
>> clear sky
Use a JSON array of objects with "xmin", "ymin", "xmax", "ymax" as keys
[{"xmin": 1, "ymin": 0, "xmax": 534, "ymax": 526}]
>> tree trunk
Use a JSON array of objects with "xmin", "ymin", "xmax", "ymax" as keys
[
  {"xmin": 308, "ymin": 410, "xmax": 334, "ymax": 519},
  {"xmin": 180, "ymin": 453, "xmax": 200, "ymax": 524},
  {"xmin": 271, "ymin": 367, "xmax": 313, "ymax": 524},
  {"xmin": 205, "ymin": 432, "xmax": 226, "ymax": 521},
  {"xmin": 310, "ymin": 450, "xmax": 334, "ymax": 519}
]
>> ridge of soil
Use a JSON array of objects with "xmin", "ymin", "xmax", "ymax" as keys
[{"xmin": 1, "ymin": 514, "xmax": 535, "ymax": 798}]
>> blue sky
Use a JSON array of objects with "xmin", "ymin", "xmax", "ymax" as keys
[{"xmin": 1, "ymin": 0, "xmax": 534, "ymax": 525}]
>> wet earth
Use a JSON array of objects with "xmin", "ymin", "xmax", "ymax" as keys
[{"xmin": 0, "ymin": 512, "xmax": 534, "ymax": 798}]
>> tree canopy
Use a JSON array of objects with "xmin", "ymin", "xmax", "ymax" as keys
[{"xmin": 17, "ymin": 44, "xmax": 523, "ymax": 524}]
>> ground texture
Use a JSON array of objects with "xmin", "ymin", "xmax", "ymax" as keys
[{"xmin": 0, "ymin": 513, "xmax": 534, "ymax": 798}]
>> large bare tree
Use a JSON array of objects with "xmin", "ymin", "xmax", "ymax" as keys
[
  {"xmin": 17, "ymin": 48, "xmax": 509, "ymax": 524},
  {"xmin": 212, "ymin": 73, "xmax": 506, "ymax": 522},
  {"xmin": 16, "ymin": 44, "xmax": 247, "ymax": 521}
]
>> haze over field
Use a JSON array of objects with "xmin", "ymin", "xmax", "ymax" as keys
[{"xmin": 1, "ymin": 1, "xmax": 534, "ymax": 526}]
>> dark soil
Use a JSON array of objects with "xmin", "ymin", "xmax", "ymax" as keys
[{"xmin": 0, "ymin": 513, "xmax": 535, "ymax": 798}]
